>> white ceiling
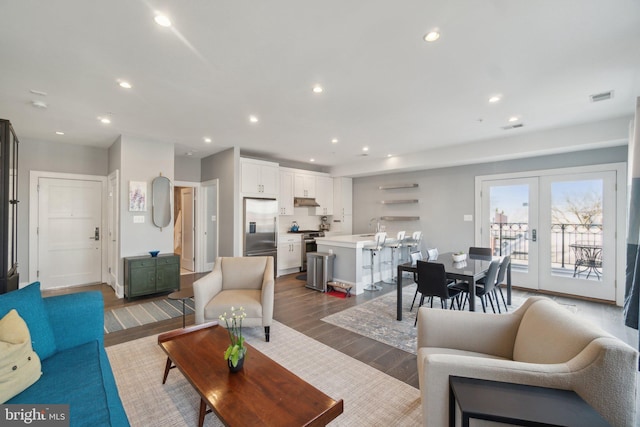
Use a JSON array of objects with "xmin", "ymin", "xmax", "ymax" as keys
[{"xmin": 1, "ymin": 0, "xmax": 639, "ymax": 171}]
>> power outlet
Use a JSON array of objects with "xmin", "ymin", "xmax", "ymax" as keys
[
  {"xmin": 463, "ymin": 214, "xmax": 473, "ymax": 222},
  {"xmin": 133, "ymin": 216, "xmax": 145, "ymax": 224}
]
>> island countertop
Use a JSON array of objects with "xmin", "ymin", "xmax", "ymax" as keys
[{"xmin": 314, "ymin": 234, "xmax": 379, "ymax": 248}]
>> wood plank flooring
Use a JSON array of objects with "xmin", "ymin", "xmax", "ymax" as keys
[{"xmin": 42, "ymin": 272, "xmax": 637, "ymax": 391}]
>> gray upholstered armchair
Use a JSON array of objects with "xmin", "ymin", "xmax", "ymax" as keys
[
  {"xmin": 416, "ymin": 296, "xmax": 638, "ymax": 427},
  {"xmin": 193, "ymin": 256, "xmax": 274, "ymax": 341}
]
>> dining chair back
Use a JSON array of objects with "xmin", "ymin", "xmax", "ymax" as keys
[
  {"xmin": 414, "ymin": 261, "xmax": 461, "ymax": 324},
  {"xmin": 479, "ymin": 259, "xmax": 501, "ymax": 296},
  {"xmin": 469, "ymin": 246, "xmax": 492, "ymax": 257},
  {"xmin": 494, "ymin": 255, "xmax": 511, "ymax": 311}
]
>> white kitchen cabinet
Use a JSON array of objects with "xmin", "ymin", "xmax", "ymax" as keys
[
  {"xmin": 315, "ymin": 176, "xmax": 334, "ymax": 215},
  {"xmin": 332, "ymin": 177, "xmax": 353, "ymax": 234},
  {"xmin": 241, "ymin": 158, "xmax": 279, "ymax": 197},
  {"xmin": 278, "ymin": 235, "xmax": 302, "ymax": 271},
  {"xmin": 278, "ymin": 170, "xmax": 294, "ymax": 215},
  {"xmin": 294, "ymin": 173, "xmax": 316, "ymax": 198}
]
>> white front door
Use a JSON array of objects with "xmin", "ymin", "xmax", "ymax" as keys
[
  {"xmin": 181, "ymin": 187, "xmax": 195, "ymax": 271},
  {"xmin": 37, "ymin": 177, "xmax": 102, "ymax": 289}
]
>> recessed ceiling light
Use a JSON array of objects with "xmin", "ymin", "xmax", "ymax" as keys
[
  {"xmin": 55, "ymin": 131, "xmax": 64, "ymax": 135},
  {"xmin": 508, "ymin": 116, "xmax": 519, "ymax": 122},
  {"xmin": 310, "ymin": 158, "xmax": 315, "ymax": 162},
  {"xmin": 312, "ymin": 85, "xmax": 323, "ymax": 94},
  {"xmin": 424, "ymin": 31, "xmax": 440, "ymax": 42},
  {"xmin": 31, "ymin": 100, "xmax": 47, "ymax": 109},
  {"xmin": 204, "ymin": 137, "xmax": 212, "ymax": 143},
  {"xmin": 387, "ymin": 154, "xmax": 392, "ymax": 158},
  {"xmin": 331, "ymin": 138, "xmax": 338, "ymax": 144},
  {"xmin": 154, "ymin": 14, "xmax": 172, "ymax": 27},
  {"xmin": 186, "ymin": 151, "xmax": 193, "ymax": 156},
  {"xmin": 249, "ymin": 115, "xmax": 259, "ymax": 123},
  {"xmin": 488, "ymin": 95, "xmax": 502, "ymax": 103},
  {"xmin": 118, "ymin": 80, "xmax": 132, "ymax": 89},
  {"xmin": 98, "ymin": 116, "xmax": 111, "ymax": 124},
  {"xmin": 362, "ymin": 146, "xmax": 369, "ymax": 152}
]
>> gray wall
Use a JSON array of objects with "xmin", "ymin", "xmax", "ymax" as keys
[
  {"xmin": 201, "ymin": 147, "xmax": 239, "ymax": 256},
  {"xmin": 175, "ymin": 155, "xmax": 201, "ymax": 182},
  {"xmin": 18, "ymin": 138, "xmax": 109, "ymax": 282},
  {"xmin": 353, "ymin": 146, "xmax": 627, "ymax": 254}
]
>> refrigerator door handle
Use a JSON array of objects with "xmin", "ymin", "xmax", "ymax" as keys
[{"xmin": 273, "ymin": 217, "xmax": 277, "ymax": 248}]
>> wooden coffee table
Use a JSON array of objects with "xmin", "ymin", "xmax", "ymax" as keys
[{"xmin": 158, "ymin": 322, "xmax": 344, "ymax": 427}]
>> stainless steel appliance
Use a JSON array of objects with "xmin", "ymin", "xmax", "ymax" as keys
[
  {"xmin": 288, "ymin": 230, "xmax": 325, "ymax": 272},
  {"xmin": 243, "ymin": 198, "xmax": 278, "ymax": 276}
]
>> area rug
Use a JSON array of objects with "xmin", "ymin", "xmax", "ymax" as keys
[
  {"xmin": 106, "ymin": 321, "xmax": 422, "ymax": 426},
  {"xmin": 104, "ymin": 298, "xmax": 195, "ymax": 333},
  {"xmin": 321, "ymin": 284, "xmax": 540, "ymax": 355}
]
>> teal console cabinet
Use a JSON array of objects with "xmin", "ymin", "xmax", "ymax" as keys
[{"xmin": 124, "ymin": 254, "xmax": 180, "ymax": 300}]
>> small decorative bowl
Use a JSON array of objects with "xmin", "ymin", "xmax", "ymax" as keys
[
  {"xmin": 452, "ymin": 253, "xmax": 466, "ymax": 262},
  {"xmin": 149, "ymin": 250, "xmax": 160, "ymax": 257}
]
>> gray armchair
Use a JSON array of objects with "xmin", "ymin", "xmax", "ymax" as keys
[{"xmin": 193, "ymin": 256, "xmax": 274, "ymax": 341}]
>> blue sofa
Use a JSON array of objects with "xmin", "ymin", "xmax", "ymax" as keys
[{"xmin": 0, "ymin": 282, "xmax": 129, "ymax": 426}]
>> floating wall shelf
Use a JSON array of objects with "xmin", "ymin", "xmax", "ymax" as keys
[
  {"xmin": 380, "ymin": 216, "xmax": 420, "ymax": 221},
  {"xmin": 378, "ymin": 183, "xmax": 419, "ymax": 190},
  {"xmin": 381, "ymin": 199, "xmax": 418, "ymax": 204}
]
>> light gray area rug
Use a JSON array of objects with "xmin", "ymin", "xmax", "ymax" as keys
[
  {"xmin": 104, "ymin": 298, "xmax": 194, "ymax": 333},
  {"xmin": 106, "ymin": 321, "xmax": 422, "ymax": 426},
  {"xmin": 321, "ymin": 284, "xmax": 537, "ymax": 355}
]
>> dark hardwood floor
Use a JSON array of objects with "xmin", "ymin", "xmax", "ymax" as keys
[{"xmin": 42, "ymin": 271, "xmax": 637, "ymax": 391}]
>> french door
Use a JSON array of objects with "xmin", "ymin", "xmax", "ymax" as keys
[{"xmin": 479, "ymin": 168, "xmax": 619, "ymax": 301}]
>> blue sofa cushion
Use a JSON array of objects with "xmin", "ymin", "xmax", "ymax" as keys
[
  {"xmin": 8, "ymin": 340, "xmax": 112, "ymax": 427},
  {"xmin": 0, "ymin": 282, "xmax": 56, "ymax": 360}
]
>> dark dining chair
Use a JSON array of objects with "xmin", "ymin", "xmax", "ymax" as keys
[
  {"xmin": 414, "ymin": 261, "xmax": 461, "ymax": 326},
  {"xmin": 450, "ymin": 259, "xmax": 500, "ymax": 313},
  {"xmin": 475, "ymin": 256, "xmax": 510, "ymax": 312}
]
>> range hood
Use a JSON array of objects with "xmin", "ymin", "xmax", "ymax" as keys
[{"xmin": 294, "ymin": 197, "xmax": 320, "ymax": 207}]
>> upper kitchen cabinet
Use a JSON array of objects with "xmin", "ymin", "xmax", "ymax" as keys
[
  {"xmin": 279, "ymin": 169, "xmax": 294, "ymax": 215},
  {"xmin": 240, "ymin": 158, "xmax": 279, "ymax": 197},
  {"xmin": 294, "ymin": 173, "xmax": 316, "ymax": 198},
  {"xmin": 314, "ymin": 176, "xmax": 334, "ymax": 215}
]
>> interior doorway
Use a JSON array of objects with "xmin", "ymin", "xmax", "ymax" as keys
[{"xmin": 174, "ymin": 185, "xmax": 195, "ymax": 274}]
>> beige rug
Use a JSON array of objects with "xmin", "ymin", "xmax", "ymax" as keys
[{"xmin": 106, "ymin": 321, "xmax": 422, "ymax": 426}]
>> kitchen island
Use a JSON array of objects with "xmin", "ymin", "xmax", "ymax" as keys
[{"xmin": 315, "ymin": 234, "xmax": 398, "ymax": 295}]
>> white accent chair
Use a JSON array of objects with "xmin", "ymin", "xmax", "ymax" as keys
[
  {"xmin": 416, "ymin": 296, "xmax": 637, "ymax": 427},
  {"xmin": 193, "ymin": 256, "xmax": 274, "ymax": 341}
]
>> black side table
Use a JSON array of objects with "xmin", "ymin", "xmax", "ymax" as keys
[
  {"xmin": 168, "ymin": 289, "xmax": 194, "ymax": 328},
  {"xmin": 449, "ymin": 376, "xmax": 610, "ymax": 427}
]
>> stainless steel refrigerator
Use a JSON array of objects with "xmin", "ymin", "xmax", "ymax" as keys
[{"xmin": 243, "ymin": 198, "xmax": 278, "ymax": 275}]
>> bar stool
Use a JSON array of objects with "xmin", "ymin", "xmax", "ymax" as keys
[
  {"xmin": 363, "ymin": 232, "xmax": 387, "ymax": 291},
  {"xmin": 383, "ymin": 231, "xmax": 405, "ymax": 284},
  {"xmin": 404, "ymin": 231, "xmax": 422, "ymax": 257}
]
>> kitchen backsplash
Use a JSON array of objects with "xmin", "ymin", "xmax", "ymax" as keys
[{"xmin": 279, "ymin": 207, "xmax": 329, "ymax": 233}]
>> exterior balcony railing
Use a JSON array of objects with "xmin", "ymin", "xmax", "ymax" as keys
[{"xmin": 489, "ymin": 222, "xmax": 603, "ymax": 278}]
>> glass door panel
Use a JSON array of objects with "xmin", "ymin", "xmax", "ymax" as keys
[
  {"xmin": 539, "ymin": 172, "xmax": 616, "ymax": 300},
  {"xmin": 481, "ymin": 178, "xmax": 539, "ymax": 289}
]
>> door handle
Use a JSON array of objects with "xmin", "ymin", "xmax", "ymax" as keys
[
  {"xmin": 526, "ymin": 229, "xmax": 537, "ymax": 242},
  {"xmin": 94, "ymin": 227, "xmax": 100, "ymax": 241}
]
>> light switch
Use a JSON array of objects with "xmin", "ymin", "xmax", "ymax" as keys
[
  {"xmin": 463, "ymin": 214, "xmax": 473, "ymax": 222},
  {"xmin": 133, "ymin": 216, "xmax": 145, "ymax": 224}
]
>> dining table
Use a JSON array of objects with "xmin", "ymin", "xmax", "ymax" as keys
[{"xmin": 396, "ymin": 252, "xmax": 502, "ymax": 320}]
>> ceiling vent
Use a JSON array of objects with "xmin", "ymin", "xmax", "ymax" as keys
[
  {"xmin": 501, "ymin": 123, "xmax": 524, "ymax": 130},
  {"xmin": 590, "ymin": 91, "xmax": 614, "ymax": 103}
]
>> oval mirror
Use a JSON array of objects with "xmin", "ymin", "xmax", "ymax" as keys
[{"xmin": 152, "ymin": 176, "xmax": 172, "ymax": 228}]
